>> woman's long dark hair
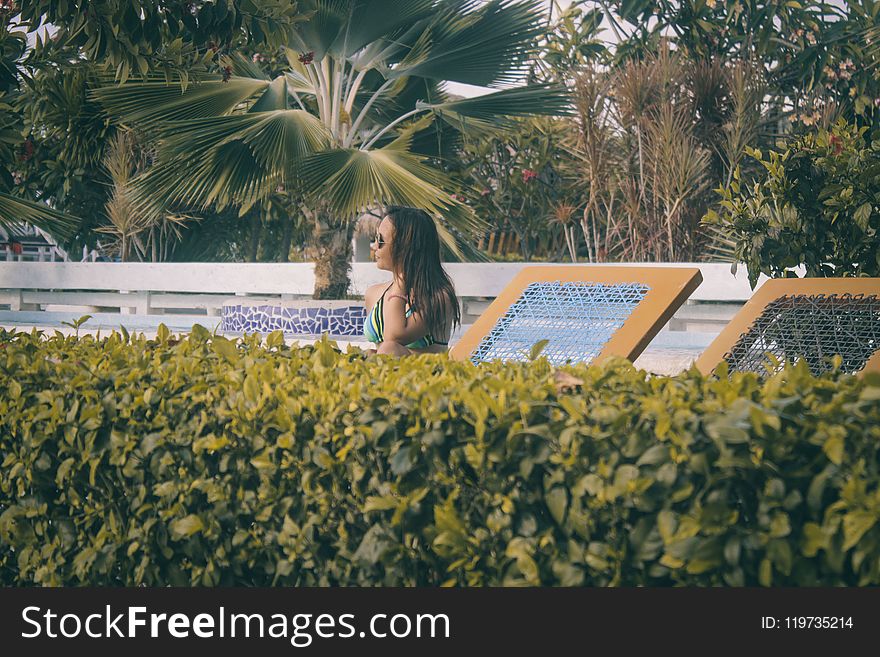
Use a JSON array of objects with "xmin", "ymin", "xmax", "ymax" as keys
[{"xmin": 386, "ymin": 206, "xmax": 460, "ymax": 338}]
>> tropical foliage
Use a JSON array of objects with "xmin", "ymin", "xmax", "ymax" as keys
[
  {"xmin": 4, "ymin": 0, "xmax": 303, "ymax": 244},
  {"xmin": 12, "ymin": 61, "xmax": 113, "ymax": 247},
  {"xmin": 0, "ymin": 13, "xmax": 78, "ymax": 239},
  {"xmin": 455, "ymin": 33, "xmax": 762, "ymax": 262},
  {"xmin": 18, "ymin": 0, "xmax": 306, "ymax": 83},
  {"xmin": 704, "ymin": 120, "xmax": 880, "ymax": 287},
  {"xmin": 92, "ymin": 0, "xmax": 570, "ymax": 296},
  {"xmin": 8, "ymin": 0, "xmax": 880, "ymax": 269},
  {"xmin": 451, "ymin": 0, "xmax": 880, "ymax": 263},
  {"xmin": 453, "ymin": 116, "xmax": 579, "ymax": 261}
]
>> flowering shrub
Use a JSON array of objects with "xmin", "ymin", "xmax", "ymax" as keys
[
  {"xmin": 521, "ymin": 168, "xmax": 538, "ymax": 183},
  {"xmin": 455, "ymin": 117, "xmax": 576, "ymax": 260},
  {"xmin": 704, "ymin": 120, "xmax": 880, "ymax": 286}
]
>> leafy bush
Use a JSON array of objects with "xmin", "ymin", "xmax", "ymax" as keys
[
  {"xmin": 455, "ymin": 116, "xmax": 576, "ymax": 261},
  {"xmin": 1, "ymin": 326, "xmax": 879, "ymax": 586},
  {"xmin": 704, "ymin": 120, "xmax": 880, "ymax": 287}
]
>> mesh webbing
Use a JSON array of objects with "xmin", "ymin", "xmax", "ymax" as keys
[
  {"xmin": 723, "ymin": 293, "xmax": 880, "ymax": 375},
  {"xmin": 470, "ymin": 281, "xmax": 649, "ymax": 365}
]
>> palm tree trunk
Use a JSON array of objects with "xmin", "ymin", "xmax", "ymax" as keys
[
  {"xmin": 248, "ymin": 214, "xmax": 261, "ymax": 263},
  {"xmin": 512, "ymin": 225, "xmax": 530, "ymax": 261},
  {"xmin": 278, "ymin": 216, "xmax": 294, "ymax": 263},
  {"xmin": 311, "ymin": 211, "xmax": 355, "ymax": 299}
]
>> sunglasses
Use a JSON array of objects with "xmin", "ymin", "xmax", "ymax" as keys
[{"xmin": 371, "ymin": 233, "xmax": 388, "ymax": 248}]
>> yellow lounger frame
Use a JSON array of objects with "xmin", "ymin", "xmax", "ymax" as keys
[
  {"xmin": 694, "ymin": 278, "xmax": 880, "ymax": 376},
  {"xmin": 450, "ymin": 266, "xmax": 703, "ymax": 365}
]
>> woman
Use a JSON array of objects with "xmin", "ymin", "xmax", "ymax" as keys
[{"xmin": 363, "ymin": 206, "xmax": 460, "ymax": 356}]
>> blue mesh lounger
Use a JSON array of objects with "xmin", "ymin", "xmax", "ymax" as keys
[{"xmin": 449, "ymin": 266, "xmax": 703, "ymax": 366}]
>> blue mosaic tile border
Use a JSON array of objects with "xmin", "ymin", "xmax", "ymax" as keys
[{"xmin": 221, "ymin": 304, "xmax": 368, "ymax": 336}]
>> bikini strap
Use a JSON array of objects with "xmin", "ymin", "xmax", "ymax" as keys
[{"xmin": 374, "ymin": 283, "xmax": 395, "ymax": 313}]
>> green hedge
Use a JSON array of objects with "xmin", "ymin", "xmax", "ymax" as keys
[{"xmin": 1, "ymin": 326, "xmax": 879, "ymax": 586}]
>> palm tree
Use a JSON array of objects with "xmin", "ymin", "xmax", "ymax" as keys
[{"xmin": 93, "ymin": 0, "xmax": 570, "ymax": 298}]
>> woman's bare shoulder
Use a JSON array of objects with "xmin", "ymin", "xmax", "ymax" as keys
[{"xmin": 364, "ymin": 281, "xmax": 391, "ymax": 308}]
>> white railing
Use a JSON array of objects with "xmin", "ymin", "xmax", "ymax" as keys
[
  {"xmin": 0, "ymin": 261, "xmax": 765, "ymax": 294},
  {"xmin": 0, "ymin": 261, "xmax": 777, "ymax": 334}
]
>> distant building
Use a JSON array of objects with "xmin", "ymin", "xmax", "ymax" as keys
[{"xmin": 0, "ymin": 223, "xmax": 69, "ymax": 261}]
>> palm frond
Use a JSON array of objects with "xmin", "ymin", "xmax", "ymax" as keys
[
  {"xmin": 422, "ymin": 83, "xmax": 573, "ymax": 128},
  {"xmin": 250, "ymin": 76, "xmax": 289, "ymax": 111},
  {"xmin": 284, "ymin": 71, "xmax": 318, "ymax": 97},
  {"xmin": 387, "ymin": 0, "xmax": 546, "ymax": 87},
  {"xmin": 299, "ymin": 146, "xmax": 488, "ymax": 251},
  {"xmin": 332, "ymin": 0, "xmax": 435, "ymax": 57},
  {"xmin": 0, "ymin": 193, "xmax": 80, "ymax": 241},
  {"xmin": 433, "ymin": 201, "xmax": 492, "ymax": 262},
  {"xmin": 92, "ymin": 77, "xmax": 271, "ymax": 127},
  {"xmin": 347, "ymin": 20, "xmax": 429, "ymax": 71},
  {"xmin": 382, "ymin": 113, "xmax": 439, "ymax": 151},
  {"xmin": 226, "ymin": 52, "xmax": 271, "ymax": 81},
  {"xmin": 364, "ymin": 74, "xmax": 446, "ymax": 127},
  {"xmin": 130, "ymin": 110, "xmax": 330, "ymax": 214},
  {"xmin": 288, "ymin": 0, "xmax": 352, "ymax": 60}
]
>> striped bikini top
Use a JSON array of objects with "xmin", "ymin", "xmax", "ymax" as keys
[{"xmin": 363, "ymin": 283, "xmax": 448, "ymax": 348}]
